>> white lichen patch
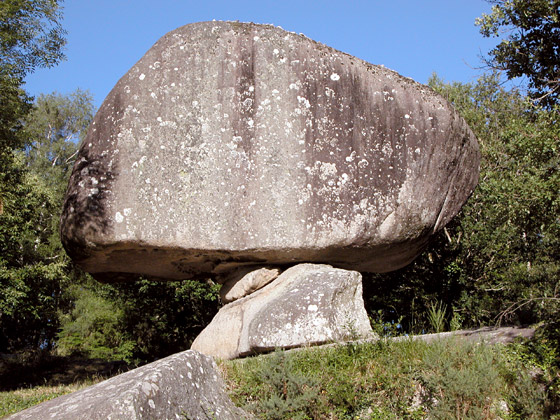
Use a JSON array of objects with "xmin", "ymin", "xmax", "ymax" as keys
[
  {"xmin": 297, "ymin": 96, "xmax": 311, "ymax": 108},
  {"xmin": 345, "ymin": 151, "xmax": 356, "ymax": 162}
]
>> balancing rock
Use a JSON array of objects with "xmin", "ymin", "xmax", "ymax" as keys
[{"xmin": 60, "ymin": 21, "xmax": 479, "ymax": 281}]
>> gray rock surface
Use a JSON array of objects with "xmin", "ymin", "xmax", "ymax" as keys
[
  {"xmin": 403, "ymin": 325, "xmax": 536, "ymax": 345},
  {"xmin": 191, "ymin": 264, "xmax": 373, "ymax": 360},
  {"xmin": 6, "ymin": 350, "xmax": 251, "ymax": 420},
  {"xmin": 60, "ymin": 21, "xmax": 479, "ymax": 282},
  {"xmin": 220, "ymin": 266, "xmax": 281, "ymax": 303}
]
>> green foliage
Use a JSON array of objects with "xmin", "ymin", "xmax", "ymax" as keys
[
  {"xmin": 449, "ymin": 310, "xmax": 463, "ymax": 331},
  {"xmin": 419, "ymin": 340, "xmax": 508, "ymax": 419},
  {"xmin": 224, "ymin": 338, "xmax": 554, "ymax": 419},
  {"xmin": 56, "ymin": 286, "xmax": 135, "ymax": 362},
  {"xmin": 369, "ymin": 310, "xmax": 405, "ymax": 337},
  {"xmin": 23, "ymin": 89, "xmax": 94, "ymax": 199},
  {"xmin": 363, "ymin": 73, "xmax": 559, "ymax": 341},
  {"xmin": 109, "ymin": 278, "xmax": 221, "ymax": 363},
  {"xmin": 0, "ymin": 0, "xmax": 78, "ymax": 355},
  {"xmin": 0, "ymin": 0, "xmax": 66, "ymax": 77},
  {"xmin": 0, "ymin": 91, "xmax": 94, "ymax": 354},
  {"xmin": 476, "ymin": 0, "xmax": 560, "ymax": 107},
  {"xmin": 0, "ymin": 0, "xmax": 66, "ymax": 153},
  {"xmin": 56, "ymin": 277, "xmax": 221, "ymax": 364},
  {"xmin": 426, "ymin": 301, "xmax": 447, "ymax": 333},
  {"xmin": 508, "ymin": 332, "xmax": 560, "ymax": 420},
  {"xmin": 430, "ymin": 73, "xmax": 560, "ymax": 327},
  {"xmin": 249, "ymin": 350, "xmax": 321, "ymax": 420},
  {"xmin": 0, "ymin": 154, "xmax": 73, "ymax": 351}
]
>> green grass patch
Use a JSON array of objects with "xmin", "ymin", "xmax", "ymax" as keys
[
  {"xmin": 0, "ymin": 352, "xmax": 130, "ymax": 418},
  {"xmin": 0, "ymin": 380, "xmax": 100, "ymax": 418},
  {"xmin": 222, "ymin": 337, "xmax": 557, "ymax": 420}
]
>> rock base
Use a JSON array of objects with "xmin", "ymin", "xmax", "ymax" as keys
[{"xmin": 192, "ymin": 264, "xmax": 374, "ymax": 360}]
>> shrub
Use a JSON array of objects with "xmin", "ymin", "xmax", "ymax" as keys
[{"xmin": 224, "ymin": 338, "xmax": 553, "ymax": 419}]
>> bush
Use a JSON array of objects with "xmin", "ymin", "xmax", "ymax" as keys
[
  {"xmin": 57, "ymin": 277, "xmax": 220, "ymax": 364},
  {"xmin": 56, "ymin": 286, "xmax": 135, "ymax": 362},
  {"xmin": 224, "ymin": 338, "xmax": 555, "ymax": 419}
]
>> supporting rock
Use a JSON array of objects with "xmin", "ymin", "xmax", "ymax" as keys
[
  {"xmin": 6, "ymin": 350, "xmax": 252, "ymax": 420},
  {"xmin": 192, "ymin": 264, "xmax": 373, "ymax": 360}
]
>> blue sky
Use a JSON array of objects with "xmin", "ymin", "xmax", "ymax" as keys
[{"xmin": 24, "ymin": 0, "xmax": 498, "ymax": 109}]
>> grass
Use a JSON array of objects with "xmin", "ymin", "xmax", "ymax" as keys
[
  {"xmin": 222, "ymin": 337, "xmax": 558, "ymax": 420},
  {"xmin": 0, "ymin": 353, "xmax": 130, "ymax": 418},
  {"xmin": 0, "ymin": 380, "xmax": 101, "ymax": 418},
  {"xmin": 2, "ymin": 337, "xmax": 558, "ymax": 419}
]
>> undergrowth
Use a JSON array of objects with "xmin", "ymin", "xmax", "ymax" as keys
[{"xmin": 223, "ymin": 337, "xmax": 559, "ymax": 420}]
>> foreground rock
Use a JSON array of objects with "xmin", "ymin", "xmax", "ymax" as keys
[
  {"xmin": 7, "ymin": 350, "xmax": 251, "ymax": 420},
  {"xmin": 192, "ymin": 264, "xmax": 373, "ymax": 360},
  {"xmin": 60, "ymin": 21, "xmax": 479, "ymax": 282}
]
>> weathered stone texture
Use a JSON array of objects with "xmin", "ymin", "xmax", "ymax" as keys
[
  {"xmin": 60, "ymin": 21, "xmax": 479, "ymax": 281},
  {"xmin": 6, "ymin": 350, "xmax": 251, "ymax": 420},
  {"xmin": 191, "ymin": 264, "xmax": 373, "ymax": 360},
  {"xmin": 219, "ymin": 266, "xmax": 281, "ymax": 303}
]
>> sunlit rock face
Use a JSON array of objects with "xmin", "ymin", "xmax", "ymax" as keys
[
  {"xmin": 191, "ymin": 264, "xmax": 373, "ymax": 360},
  {"xmin": 60, "ymin": 21, "xmax": 479, "ymax": 282}
]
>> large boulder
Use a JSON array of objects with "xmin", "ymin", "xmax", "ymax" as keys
[
  {"xmin": 191, "ymin": 264, "xmax": 373, "ymax": 360},
  {"xmin": 60, "ymin": 21, "xmax": 479, "ymax": 281},
  {"xmin": 6, "ymin": 350, "xmax": 251, "ymax": 420}
]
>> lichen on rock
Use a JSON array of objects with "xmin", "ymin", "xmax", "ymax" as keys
[{"xmin": 60, "ymin": 21, "xmax": 480, "ymax": 282}]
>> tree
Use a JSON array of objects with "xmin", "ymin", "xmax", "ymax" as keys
[
  {"xmin": 0, "ymin": 0, "xmax": 69, "ymax": 353},
  {"xmin": 23, "ymin": 90, "xmax": 94, "ymax": 199},
  {"xmin": 0, "ymin": 153, "xmax": 70, "ymax": 351},
  {"xmin": 0, "ymin": 90, "xmax": 94, "ymax": 353},
  {"xmin": 56, "ymin": 277, "xmax": 221, "ymax": 364},
  {"xmin": 363, "ymin": 74, "xmax": 560, "ymax": 334},
  {"xmin": 476, "ymin": 0, "xmax": 560, "ymax": 107},
  {"xmin": 0, "ymin": 0, "xmax": 66, "ymax": 153}
]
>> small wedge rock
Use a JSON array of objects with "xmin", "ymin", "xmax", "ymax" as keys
[{"xmin": 220, "ymin": 266, "xmax": 281, "ymax": 303}]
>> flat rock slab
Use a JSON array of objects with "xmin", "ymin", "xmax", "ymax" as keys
[
  {"xmin": 60, "ymin": 21, "xmax": 479, "ymax": 281},
  {"xmin": 6, "ymin": 350, "xmax": 251, "ymax": 420},
  {"xmin": 280, "ymin": 326, "xmax": 536, "ymax": 356},
  {"xmin": 191, "ymin": 264, "xmax": 373, "ymax": 360},
  {"xmin": 404, "ymin": 325, "xmax": 536, "ymax": 345}
]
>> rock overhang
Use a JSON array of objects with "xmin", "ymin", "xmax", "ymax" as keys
[{"xmin": 60, "ymin": 21, "xmax": 480, "ymax": 282}]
